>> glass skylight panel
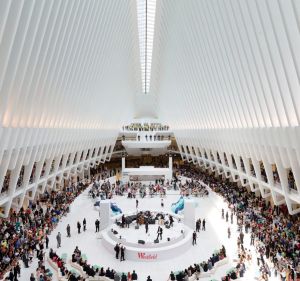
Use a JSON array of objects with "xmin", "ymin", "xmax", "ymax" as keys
[{"xmin": 137, "ymin": 0, "xmax": 156, "ymax": 93}]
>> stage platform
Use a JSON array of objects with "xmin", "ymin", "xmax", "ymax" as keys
[{"xmin": 102, "ymin": 210, "xmax": 193, "ymax": 261}]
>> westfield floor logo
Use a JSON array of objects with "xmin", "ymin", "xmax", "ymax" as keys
[{"xmin": 137, "ymin": 252, "xmax": 158, "ymax": 260}]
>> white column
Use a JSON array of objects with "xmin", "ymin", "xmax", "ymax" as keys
[
  {"xmin": 121, "ymin": 157, "xmax": 125, "ymax": 180},
  {"xmin": 184, "ymin": 198, "xmax": 195, "ymax": 229},
  {"xmin": 167, "ymin": 156, "xmax": 173, "ymax": 180},
  {"xmin": 100, "ymin": 200, "xmax": 111, "ymax": 231}
]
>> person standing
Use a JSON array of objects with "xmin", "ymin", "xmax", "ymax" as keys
[
  {"xmin": 131, "ymin": 270, "xmax": 138, "ymax": 280},
  {"xmin": 95, "ymin": 219, "xmax": 100, "ymax": 232},
  {"xmin": 230, "ymin": 212, "xmax": 234, "ymax": 224},
  {"xmin": 157, "ymin": 226, "xmax": 163, "ymax": 240},
  {"xmin": 56, "ymin": 232, "xmax": 61, "ymax": 248},
  {"xmin": 225, "ymin": 212, "xmax": 229, "ymax": 222},
  {"xmin": 227, "ymin": 227, "xmax": 231, "ymax": 239},
  {"xmin": 202, "ymin": 219, "xmax": 206, "ymax": 231},
  {"xmin": 22, "ymin": 252, "xmax": 29, "ymax": 268},
  {"xmin": 192, "ymin": 231, "xmax": 197, "ymax": 245},
  {"xmin": 114, "ymin": 243, "xmax": 120, "ymax": 259},
  {"xmin": 13, "ymin": 262, "xmax": 20, "ymax": 281},
  {"xmin": 121, "ymin": 215, "xmax": 126, "ymax": 228},
  {"xmin": 239, "ymin": 231, "xmax": 244, "ymax": 244},
  {"xmin": 120, "ymin": 245, "xmax": 125, "ymax": 261},
  {"xmin": 169, "ymin": 215, "xmax": 174, "ymax": 227},
  {"xmin": 77, "ymin": 221, "xmax": 81, "ymax": 234},
  {"xmin": 8, "ymin": 270, "xmax": 14, "ymax": 281},
  {"xmin": 161, "ymin": 198, "xmax": 164, "ymax": 208},
  {"xmin": 222, "ymin": 208, "xmax": 224, "ymax": 219},
  {"xmin": 196, "ymin": 219, "xmax": 200, "ymax": 232},
  {"xmin": 45, "ymin": 235, "xmax": 49, "ymax": 249},
  {"xmin": 67, "ymin": 224, "xmax": 71, "ymax": 237},
  {"xmin": 145, "ymin": 221, "xmax": 149, "ymax": 234},
  {"xmin": 136, "ymin": 199, "xmax": 139, "ymax": 209},
  {"xmin": 83, "ymin": 218, "xmax": 87, "ymax": 231},
  {"xmin": 250, "ymin": 232, "xmax": 255, "ymax": 246}
]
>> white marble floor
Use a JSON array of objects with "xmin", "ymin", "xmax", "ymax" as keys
[{"xmin": 16, "ymin": 187, "xmax": 281, "ymax": 281}]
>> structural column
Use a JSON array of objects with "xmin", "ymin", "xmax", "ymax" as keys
[{"xmin": 168, "ymin": 156, "xmax": 173, "ymax": 180}]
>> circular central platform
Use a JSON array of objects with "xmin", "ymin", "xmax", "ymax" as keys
[
  {"xmin": 115, "ymin": 223, "xmax": 184, "ymax": 246},
  {"xmin": 102, "ymin": 210, "xmax": 193, "ymax": 261}
]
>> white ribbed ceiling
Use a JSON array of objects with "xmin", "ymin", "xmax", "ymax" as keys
[
  {"xmin": 153, "ymin": 0, "xmax": 300, "ymax": 130},
  {"xmin": 0, "ymin": 0, "xmax": 140, "ymax": 130},
  {"xmin": 1, "ymin": 0, "xmax": 300, "ymax": 131},
  {"xmin": 1, "ymin": 0, "xmax": 300, "ymax": 216}
]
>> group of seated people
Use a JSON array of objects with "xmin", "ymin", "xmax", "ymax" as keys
[
  {"xmin": 178, "ymin": 164, "xmax": 300, "ymax": 280},
  {"xmin": 168, "ymin": 246, "xmax": 226, "ymax": 281},
  {"xmin": 0, "ymin": 180, "xmax": 89, "ymax": 280},
  {"xmin": 90, "ymin": 179, "xmax": 170, "ymax": 202},
  {"xmin": 49, "ymin": 249, "xmax": 82, "ymax": 281},
  {"xmin": 176, "ymin": 178, "xmax": 208, "ymax": 197},
  {"xmin": 71, "ymin": 247, "xmax": 138, "ymax": 281}
]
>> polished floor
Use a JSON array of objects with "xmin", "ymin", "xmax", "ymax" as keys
[{"xmin": 18, "ymin": 185, "xmax": 280, "ymax": 281}]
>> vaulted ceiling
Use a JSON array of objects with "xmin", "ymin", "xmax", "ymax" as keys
[{"xmin": 1, "ymin": 0, "xmax": 300, "ymax": 215}]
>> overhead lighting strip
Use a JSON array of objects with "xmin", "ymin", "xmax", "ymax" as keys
[{"xmin": 137, "ymin": 0, "xmax": 156, "ymax": 94}]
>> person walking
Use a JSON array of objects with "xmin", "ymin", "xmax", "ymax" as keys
[
  {"xmin": 202, "ymin": 219, "xmax": 206, "ymax": 231},
  {"xmin": 161, "ymin": 198, "xmax": 164, "ymax": 208},
  {"xmin": 192, "ymin": 231, "xmax": 197, "ymax": 245},
  {"xmin": 95, "ymin": 219, "xmax": 100, "ymax": 232},
  {"xmin": 230, "ymin": 212, "xmax": 233, "ymax": 224},
  {"xmin": 120, "ymin": 245, "xmax": 125, "ymax": 261},
  {"xmin": 56, "ymin": 232, "xmax": 61, "ymax": 248},
  {"xmin": 225, "ymin": 211, "xmax": 229, "ymax": 222},
  {"xmin": 227, "ymin": 227, "xmax": 231, "ymax": 239},
  {"xmin": 83, "ymin": 218, "xmax": 87, "ymax": 231},
  {"xmin": 77, "ymin": 221, "xmax": 81, "ymax": 234},
  {"xmin": 136, "ymin": 199, "xmax": 139, "ymax": 209},
  {"xmin": 222, "ymin": 208, "xmax": 224, "ymax": 219},
  {"xmin": 67, "ymin": 224, "xmax": 71, "ymax": 237}
]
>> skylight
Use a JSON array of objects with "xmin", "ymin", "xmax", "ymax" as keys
[{"xmin": 137, "ymin": 0, "xmax": 157, "ymax": 94}]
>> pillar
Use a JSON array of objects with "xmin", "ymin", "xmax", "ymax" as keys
[
  {"xmin": 184, "ymin": 198, "xmax": 195, "ymax": 229},
  {"xmin": 100, "ymin": 200, "xmax": 111, "ymax": 231},
  {"xmin": 168, "ymin": 156, "xmax": 173, "ymax": 180}
]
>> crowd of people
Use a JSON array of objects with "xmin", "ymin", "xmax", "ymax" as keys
[
  {"xmin": 1, "ymin": 171, "xmax": 11, "ymax": 195},
  {"xmin": 168, "ymin": 246, "xmax": 226, "ymax": 281},
  {"xmin": 72, "ymin": 246, "xmax": 137, "ymax": 281},
  {"xmin": 0, "ymin": 180, "xmax": 89, "ymax": 280},
  {"xmin": 178, "ymin": 164, "xmax": 300, "ymax": 280},
  {"xmin": 49, "ymin": 249, "xmax": 81, "ymax": 281},
  {"xmin": 122, "ymin": 123, "xmax": 169, "ymax": 132}
]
